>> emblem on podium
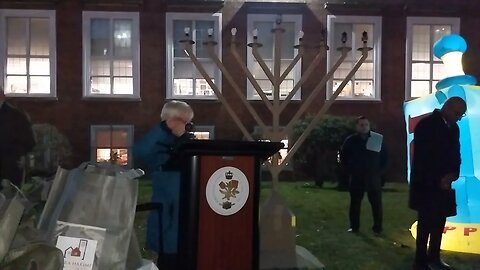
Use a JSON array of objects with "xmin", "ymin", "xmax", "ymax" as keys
[{"xmin": 206, "ymin": 166, "xmax": 249, "ymax": 216}]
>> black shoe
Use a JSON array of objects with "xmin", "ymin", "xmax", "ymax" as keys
[
  {"xmin": 413, "ymin": 262, "xmax": 432, "ymax": 270},
  {"xmin": 372, "ymin": 228, "xmax": 383, "ymax": 236},
  {"xmin": 347, "ymin": 228, "xmax": 359, "ymax": 233},
  {"xmin": 428, "ymin": 259, "xmax": 452, "ymax": 270}
]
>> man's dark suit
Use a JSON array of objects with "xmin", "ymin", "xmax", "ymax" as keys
[
  {"xmin": 340, "ymin": 132, "xmax": 388, "ymax": 233},
  {"xmin": 410, "ymin": 109, "xmax": 461, "ymax": 264},
  {"xmin": 0, "ymin": 101, "xmax": 35, "ymax": 187}
]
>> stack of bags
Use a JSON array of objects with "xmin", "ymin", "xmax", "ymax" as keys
[{"xmin": 0, "ymin": 163, "xmax": 157, "ymax": 270}]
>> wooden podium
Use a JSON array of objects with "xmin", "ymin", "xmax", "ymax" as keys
[{"xmin": 175, "ymin": 140, "xmax": 282, "ymax": 270}]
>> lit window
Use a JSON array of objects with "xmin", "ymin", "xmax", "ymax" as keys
[
  {"xmin": 278, "ymin": 139, "xmax": 289, "ymax": 165},
  {"xmin": 327, "ymin": 15, "xmax": 382, "ymax": 100},
  {"xmin": 166, "ymin": 13, "xmax": 221, "ymax": 99},
  {"xmin": 193, "ymin": 125, "xmax": 215, "ymax": 140},
  {"xmin": 406, "ymin": 17, "xmax": 460, "ymax": 99},
  {"xmin": 247, "ymin": 14, "xmax": 302, "ymax": 100},
  {"xmin": 83, "ymin": 12, "xmax": 140, "ymax": 98},
  {"xmin": 0, "ymin": 9, "xmax": 56, "ymax": 97},
  {"xmin": 253, "ymin": 126, "xmax": 290, "ymax": 166},
  {"xmin": 91, "ymin": 125, "xmax": 134, "ymax": 167},
  {"xmin": 193, "ymin": 132, "xmax": 210, "ymax": 140}
]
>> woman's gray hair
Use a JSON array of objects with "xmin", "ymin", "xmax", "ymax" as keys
[{"xmin": 160, "ymin": 100, "xmax": 194, "ymax": 121}]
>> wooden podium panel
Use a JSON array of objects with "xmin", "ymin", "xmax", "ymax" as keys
[
  {"xmin": 175, "ymin": 140, "xmax": 282, "ymax": 270},
  {"xmin": 197, "ymin": 155, "xmax": 257, "ymax": 270}
]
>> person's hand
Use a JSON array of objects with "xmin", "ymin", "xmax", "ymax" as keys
[{"xmin": 440, "ymin": 173, "xmax": 457, "ymax": 190}]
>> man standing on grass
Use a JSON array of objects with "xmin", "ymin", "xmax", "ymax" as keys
[
  {"xmin": 340, "ymin": 116, "xmax": 388, "ymax": 236},
  {"xmin": 410, "ymin": 97, "xmax": 466, "ymax": 270}
]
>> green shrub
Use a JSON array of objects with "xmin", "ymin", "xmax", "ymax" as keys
[
  {"xmin": 291, "ymin": 114, "xmax": 356, "ymax": 187},
  {"xmin": 28, "ymin": 124, "xmax": 73, "ymax": 175}
]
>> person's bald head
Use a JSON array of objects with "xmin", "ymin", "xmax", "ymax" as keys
[{"xmin": 441, "ymin": 96, "xmax": 467, "ymax": 124}]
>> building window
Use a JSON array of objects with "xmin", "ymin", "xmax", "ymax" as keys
[
  {"xmin": 247, "ymin": 14, "xmax": 302, "ymax": 100},
  {"xmin": 0, "ymin": 9, "xmax": 56, "ymax": 97},
  {"xmin": 91, "ymin": 125, "xmax": 134, "ymax": 167},
  {"xmin": 253, "ymin": 126, "xmax": 290, "ymax": 167},
  {"xmin": 406, "ymin": 17, "xmax": 460, "ymax": 99},
  {"xmin": 193, "ymin": 125, "xmax": 215, "ymax": 140},
  {"xmin": 83, "ymin": 12, "xmax": 140, "ymax": 99},
  {"xmin": 166, "ymin": 13, "xmax": 221, "ymax": 99},
  {"xmin": 326, "ymin": 15, "xmax": 382, "ymax": 100}
]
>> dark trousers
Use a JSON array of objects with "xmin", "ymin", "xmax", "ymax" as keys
[
  {"xmin": 158, "ymin": 254, "xmax": 177, "ymax": 270},
  {"xmin": 0, "ymin": 155, "xmax": 23, "ymax": 188},
  {"xmin": 415, "ymin": 210, "xmax": 446, "ymax": 263},
  {"xmin": 349, "ymin": 188, "xmax": 383, "ymax": 232}
]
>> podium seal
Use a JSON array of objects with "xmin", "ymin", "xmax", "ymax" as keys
[{"xmin": 206, "ymin": 166, "xmax": 250, "ymax": 216}]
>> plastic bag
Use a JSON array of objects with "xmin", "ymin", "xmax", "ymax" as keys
[
  {"xmin": 38, "ymin": 163, "xmax": 142, "ymax": 270},
  {"xmin": 137, "ymin": 259, "xmax": 159, "ymax": 270},
  {"xmin": 36, "ymin": 166, "xmax": 71, "ymax": 237},
  {"xmin": 0, "ymin": 190, "xmax": 25, "ymax": 262},
  {"xmin": 1, "ymin": 243, "xmax": 63, "ymax": 270},
  {"xmin": 0, "ymin": 180, "xmax": 65, "ymax": 270}
]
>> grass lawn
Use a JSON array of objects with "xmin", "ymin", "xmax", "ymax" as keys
[{"xmin": 134, "ymin": 180, "xmax": 480, "ymax": 270}]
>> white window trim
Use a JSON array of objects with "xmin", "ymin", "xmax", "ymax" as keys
[
  {"xmin": 90, "ymin": 125, "xmax": 134, "ymax": 168},
  {"xmin": 246, "ymin": 14, "xmax": 302, "ymax": 101},
  {"xmin": 405, "ymin": 17, "xmax": 460, "ymax": 100},
  {"xmin": 193, "ymin": 125, "xmax": 215, "ymax": 139},
  {"xmin": 82, "ymin": 11, "xmax": 140, "ymax": 100},
  {"xmin": 165, "ymin": 12, "xmax": 222, "ymax": 100},
  {"xmin": 0, "ymin": 9, "xmax": 57, "ymax": 98},
  {"xmin": 326, "ymin": 15, "xmax": 382, "ymax": 101}
]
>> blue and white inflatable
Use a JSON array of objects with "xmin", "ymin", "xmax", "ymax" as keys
[{"xmin": 405, "ymin": 34, "xmax": 480, "ymax": 254}]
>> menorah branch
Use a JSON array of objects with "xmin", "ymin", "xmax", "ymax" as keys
[
  {"xmin": 284, "ymin": 47, "xmax": 350, "ymax": 134},
  {"xmin": 183, "ymin": 43, "xmax": 254, "ymax": 141},
  {"xmin": 280, "ymin": 49, "xmax": 370, "ymax": 169},
  {"xmin": 207, "ymin": 45, "xmax": 268, "ymax": 131},
  {"xmin": 279, "ymin": 49, "xmax": 327, "ymax": 112},
  {"xmin": 231, "ymin": 45, "xmax": 274, "ymax": 112},
  {"xmin": 252, "ymin": 47, "xmax": 276, "ymax": 85},
  {"xmin": 273, "ymin": 28, "xmax": 282, "ymax": 104},
  {"xmin": 280, "ymin": 51, "xmax": 303, "ymax": 83},
  {"xmin": 272, "ymin": 27, "xmax": 284, "ymax": 140}
]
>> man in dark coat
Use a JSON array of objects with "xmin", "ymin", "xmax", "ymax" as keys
[
  {"xmin": 340, "ymin": 116, "xmax": 387, "ymax": 235},
  {"xmin": 410, "ymin": 97, "xmax": 466, "ymax": 270},
  {"xmin": 0, "ymin": 88, "xmax": 35, "ymax": 188}
]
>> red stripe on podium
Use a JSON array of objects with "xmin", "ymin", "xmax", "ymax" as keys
[{"xmin": 197, "ymin": 155, "xmax": 255, "ymax": 270}]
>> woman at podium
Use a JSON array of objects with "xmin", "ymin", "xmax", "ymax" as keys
[{"xmin": 133, "ymin": 100, "xmax": 194, "ymax": 269}]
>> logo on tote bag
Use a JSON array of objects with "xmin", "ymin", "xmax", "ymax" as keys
[
  {"xmin": 57, "ymin": 236, "xmax": 98, "ymax": 270},
  {"xmin": 206, "ymin": 166, "xmax": 249, "ymax": 216},
  {"xmin": 56, "ymin": 236, "xmax": 98, "ymax": 270}
]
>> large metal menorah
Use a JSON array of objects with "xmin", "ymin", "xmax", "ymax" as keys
[{"xmin": 180, "ymin": 17, "xmax": 372, "ymax": 192}]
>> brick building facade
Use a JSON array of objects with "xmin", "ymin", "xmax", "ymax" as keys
[{"xmin": 2, "ymin": 0, "xmax": 480, "ymax": 181}]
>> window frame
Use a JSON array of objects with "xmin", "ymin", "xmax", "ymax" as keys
[
  {"xmin": 0, "ymin": 9, "xmax": 57, "ymax": 98},
  {"xmin": 246, "ymin": 14, "xmax": 302, "ymax": 101},
  {"xmin": 326, "ymin": 15, "xmax": 382, "ymax": 101},
  {"xmin": 405, "ymin": 17, "xmax": 460, "ymax": 100},
  {"xmin": 82, "ymin": 11, "xmax": 140, "ymax": 100},
  {"xmin": 165, "ymin": 12, "xmax": 222, "ymax": 100},
  {"xmin": 193, "ymin": 125, "xmax": 215, "ymax": 140},
  {"xmin": 90, "ymin": 124, "xmax": 134, "ymax": 168}
]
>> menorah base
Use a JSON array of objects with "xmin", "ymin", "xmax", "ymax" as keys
[{"xmin": 260, "ymin": 192, "xmax": 297, "ymax": 269}]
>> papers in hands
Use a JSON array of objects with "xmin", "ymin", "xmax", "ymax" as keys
[{"xmin": 366, "ymin": 132, "xmax": 383, "ymax": 153}]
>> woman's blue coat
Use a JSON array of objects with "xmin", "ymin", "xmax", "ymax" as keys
[{"xmin": 133, "ymin": 122, "xmax": 181, "ymax": 254}]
